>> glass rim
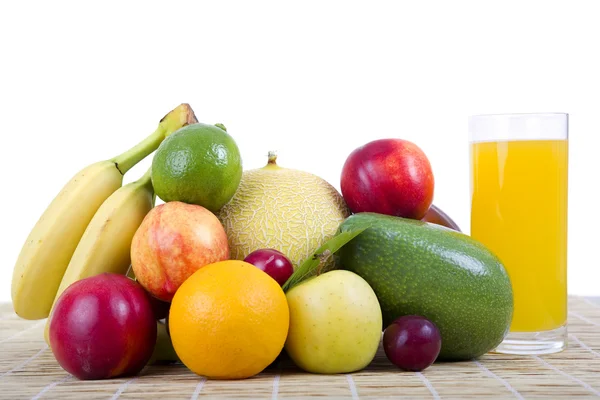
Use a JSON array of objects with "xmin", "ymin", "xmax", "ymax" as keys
[
  {"xmin": 469, "ymin": 112, "xmax": 569, "ymax": 119},
  {"xmin": 469, "ymin": 112, "xmax": 568, "ymax": 142}
]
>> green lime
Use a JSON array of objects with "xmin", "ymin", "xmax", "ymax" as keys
[{"xmin": 151, "ymin": 123, "xmax": 243, "ymax": 212}]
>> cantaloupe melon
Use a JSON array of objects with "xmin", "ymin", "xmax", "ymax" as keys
[{"xmin": 216, "ymin": 153, "xmax": 351, "ymax": 268}]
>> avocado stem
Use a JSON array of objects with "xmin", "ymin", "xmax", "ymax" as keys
[
  {"xmin": 315, "ymin": 250, "xmax": 332, "ymax": 276},
  {"xmin": 111, "ymin": 104, "xmax": 198, "ymax": 175}
]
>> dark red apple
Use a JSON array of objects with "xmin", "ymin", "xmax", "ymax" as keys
[
  {"xmin": 341, "ymin": 139, "xmax": 434, "ymax": 219},
  {"xmin": 49, "ymin": 273, "xmax": 157, "ymax": 380},
  {"xmin": 146, "ymin": 294, "xmax": 171, "ymax": 320},
  {"xmin": 421, "ymin": 204, "xmax": 461, "ymax": 231}
]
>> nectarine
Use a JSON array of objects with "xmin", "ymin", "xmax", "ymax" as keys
[
  {"xmin": 48, "ymin": 273, "xmax": 156, "ymax": 380},
  {"xmin": 341, "ymin": 139, "xmax": 434, "ymax": 220}
]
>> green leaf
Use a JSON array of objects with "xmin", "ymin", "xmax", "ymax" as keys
[{"xmin": 282, "ymin": 226, "xmax": 368, "ymax": 292}]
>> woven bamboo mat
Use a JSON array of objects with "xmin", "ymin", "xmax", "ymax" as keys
[{"xmin": 1, "ymin": 296, "xmax": 599, "ymax": 399}]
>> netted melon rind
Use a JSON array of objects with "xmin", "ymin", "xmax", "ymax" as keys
[{"xmin": 216, "ymin": 166, "xmax": 351, "ymax": 269}]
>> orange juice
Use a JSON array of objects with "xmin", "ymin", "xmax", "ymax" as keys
[{"xmin": 471, "ymin": 139, "xmax": 568, "ymax": 332}]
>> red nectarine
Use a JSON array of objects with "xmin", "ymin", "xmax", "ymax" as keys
[
  {"xmin": 48, "ymin": 273, "xmax": 156, "ymax": 380},
  {"xmin": 341, "ymin": 139, "xmax": 434, "ymax": 219}
]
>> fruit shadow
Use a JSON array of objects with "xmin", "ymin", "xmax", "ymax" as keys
[{"xmin": 267, "ymin": 346, "xmax": 476, "ymax": 376}]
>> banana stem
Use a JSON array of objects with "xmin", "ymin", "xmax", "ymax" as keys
[
  {"xmin": 136, "ymin": 165, "xmax": 153, "ymax": 183},
  {"xmin": 112, "ymin": 129, "xmax": 164, "ymax": 175},
  {"xmin": 111, "ymin": 103, "xmax": 198, "ymax": 175},
  {"xmin": 133, "ymin": 166, "xmax": 156, "ymax": 205}
]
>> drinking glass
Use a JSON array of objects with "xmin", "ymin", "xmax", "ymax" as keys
[{"xmin": 469, "ymin": 113, "xmax": 568, "ymax": 355}]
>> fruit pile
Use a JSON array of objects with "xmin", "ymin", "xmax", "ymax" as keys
[{"xmin": 11, "ymin": 104, "xmax": 513, "ymax": 381}]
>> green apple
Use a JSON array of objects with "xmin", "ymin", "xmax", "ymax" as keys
[
  {"xmin": 284, "ymin": 270, "xmax": 382, "ymax": 374},
  {"xmin": 148, "ymin": 321, "xmax": 179, "ymax": 364}
]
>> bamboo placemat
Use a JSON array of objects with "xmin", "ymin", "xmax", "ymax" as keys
[{"xmin": 1, "ymin": 296, "xmax": 599, "ymax": 399}]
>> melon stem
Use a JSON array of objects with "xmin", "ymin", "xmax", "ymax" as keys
[{"xmin": 267, "ymin": 151, "xmax": 278, "ymax": 165}]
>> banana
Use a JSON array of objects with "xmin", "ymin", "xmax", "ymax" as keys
[
  {"xmin": 44, "ymin": 168, "xmax": 155, "ymax": 343},
  {"xmin": 12, "ymin": 104, "xmax": 198, "ymax": 320},
  {"xmin": 12, "ymin": 161, "xmax": 123, "ymax": 320}
]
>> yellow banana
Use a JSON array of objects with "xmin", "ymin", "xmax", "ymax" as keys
[
  {"xmin": 12, "ymin": 161, "xmax": 123, "ymax": 320},
  {"xmin": 44, "ymin": 168, "xmax": 155, "ymax": 343},
  {"xmin": 12, "ymin": 104, "xmax": 197, "ymax": 320}
]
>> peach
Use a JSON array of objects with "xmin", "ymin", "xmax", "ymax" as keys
[
  {"xmin": 131, "ymin": 201, "xmax": 229, "ymax": 301},
  {"xmin": 48, "ymin": 273, "xmax": 156, "ymax": 380}
]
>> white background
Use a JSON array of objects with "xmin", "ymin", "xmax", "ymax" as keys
[{"xmin": 1, "ymin": 1, "xmax": 598, "ymax": 303}]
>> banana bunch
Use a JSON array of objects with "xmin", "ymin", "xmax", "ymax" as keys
[{"xmin": 11, "ymin": 104, "xmax": 198, "ymax": 321}]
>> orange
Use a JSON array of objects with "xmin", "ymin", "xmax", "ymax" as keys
[{"xmin": 169, "ymin": 260, "xmax": 290, "ymax": 379}]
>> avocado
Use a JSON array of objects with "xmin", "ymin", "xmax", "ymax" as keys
[{"xmin": 336, "ymin": 212, "xmax": 513, "ymax": 361}]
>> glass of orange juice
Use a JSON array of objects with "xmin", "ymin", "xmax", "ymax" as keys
[{"xmin": 469, "ymin": 113, "xmax": 568, "ymax": 355}]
